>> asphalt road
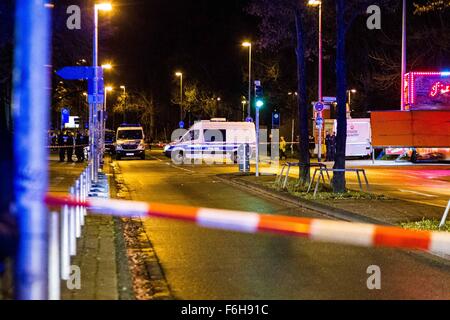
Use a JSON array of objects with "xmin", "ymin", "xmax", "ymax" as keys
[{"xmin": 115, "ymin": 151, "xmax": 450, "ymax": 299}]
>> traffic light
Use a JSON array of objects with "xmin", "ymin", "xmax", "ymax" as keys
[
  {"xmin": 254, "ymin": 80, "xmax": 264, "ymax": 108},
  {"xmin": 272, "ymin": 111, "xmax": 280, "ymax": 129}
]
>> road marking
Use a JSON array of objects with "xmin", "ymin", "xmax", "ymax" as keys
[
  {"xmin": 170, "ymin": 164, "xmax": 196, "ymax": 173},
  {"xmin": 398, "ymin": 189, "xmax": 438, "ymax": 198}
]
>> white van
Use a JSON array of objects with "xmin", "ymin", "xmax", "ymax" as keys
[
  {"xmin": 163, "ymin": 119, "xmax": 256, "ymax": 164},
  {"xmin": 334, "ymin": 118, "xmax": 372, "ymax": 157},
  {"xmin": 115, "ymin": 124, "xmax": 146, "ymax": 160}
]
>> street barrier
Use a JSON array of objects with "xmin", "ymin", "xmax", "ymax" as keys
[{"xmin": 45, "ymin": 194, "xmax": 450, "ymax": 256}]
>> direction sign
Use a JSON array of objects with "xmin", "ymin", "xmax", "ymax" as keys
[
  {"xmin": 314, "ymin": 102, "xmax": 324, "ymax": 112},
  {"xmin": 179, "ymin": 121, "xmax": 185, "ymax": 129},
  {"xmin": 56, "ymin": 66, "xmax": 103, "ymax": 80},
  {"xmin": 323, "ymin": 96, "xmax": 336, "ymax": 103}
]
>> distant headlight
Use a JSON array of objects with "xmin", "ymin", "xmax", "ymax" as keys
[
  {"xmin": 163, "ymin": 145, "xmax": 170, "ymax": 152},
  {"xmin": 137, "ymin": 143, "xmax": 145, "ymax": 150}
]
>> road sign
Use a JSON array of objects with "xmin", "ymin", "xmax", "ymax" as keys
[
  {"xmin": 245, "ymin": 116, "xmax": 253, "ymax": 123},
  {"xmin": 314, "ymin": 102, "xmax": 324, "ymax": 112},
  {"xmin": 179, "ymin": 121, "xmax": 185, "ymax": 128},
  {"xmin": 56, "ymin": 66, "xmax": 103, "ymax": 80},
  {"xmin": 323, "ymin": 96, "xmax": 336, "ymax": 103},
  {"xmin": 316, "ymin": 117, "xmax": 323, "ymax": 126}
]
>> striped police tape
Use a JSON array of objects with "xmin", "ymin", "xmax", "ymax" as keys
[{"xmin": 44, "ymin": 194, "xmax": 450, "ymax": 255}]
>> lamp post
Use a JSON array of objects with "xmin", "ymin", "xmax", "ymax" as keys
[
  {"xmin": 175, "ymin": 72, "xmax": 183, "ymax": 124},
  {"xmin": 91, "ymin": 2, "xmax": 112, "ymax": 182},
  {"xmin": 120, "ymin": 85, "xmax": 126, "ymax": 122},
  {"xmin": 347, "ymin": 89, "xmax": 357, "ymax": 117},
  {"xmin": 242, "ymin": 41, "xmax": 252, "ymax": 120},
  {"xmin": 103, "ymin": 86, "xmax": 113, "ymax": 154},
  {"xmin": 241, "ymin": 98, "xmax": 247, "ymax": 121}
]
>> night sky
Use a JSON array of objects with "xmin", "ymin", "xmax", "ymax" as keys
[{"xmin": 101, "ymin": 0, "xmax": 257, "ymax": 126}]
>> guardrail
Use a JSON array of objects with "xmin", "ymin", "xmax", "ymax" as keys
[{"xmin": 46, "ymin": 162, "xmax": 110, "ymax": 300}]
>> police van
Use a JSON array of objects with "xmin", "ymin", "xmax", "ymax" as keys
[
  {"xmin": 163, "ymin": 119, "xmax": 256, "ymax": 164},
  {"xmin": 115, "ymin": 124, "xmax": 146, "ymax": 160}
]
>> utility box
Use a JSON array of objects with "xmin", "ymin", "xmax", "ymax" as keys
[{"xmin": 238, "ymin": 143, "xmax": 251, "ymax": 173}]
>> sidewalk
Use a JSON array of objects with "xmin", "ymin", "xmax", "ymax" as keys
[{"xmin": 48, "ymin": 154, "xmax": 131, "ymax": 300}]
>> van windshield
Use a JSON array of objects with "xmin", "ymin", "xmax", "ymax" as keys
[{"xmin": 118, "ymin": 129, "xmax": 143, "ymax": 140}]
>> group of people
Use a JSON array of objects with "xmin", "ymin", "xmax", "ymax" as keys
[
  {"xmin": 54, "ymin": 130, "xmax": 88, "ymax": 163},
  {"xmin": 278, "ymin": 132, "xmax": 337, "ymax": 162}
]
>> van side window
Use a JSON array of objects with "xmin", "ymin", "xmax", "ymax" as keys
[
  {"xmin": 183, "ymin": 130, "xmax": 199, "ymax": 142},
  {"xmin": 204, "ymin": 129, "xmax": 226, "ymax": 142}
]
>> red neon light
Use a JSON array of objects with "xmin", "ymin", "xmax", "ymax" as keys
[{"xmin": 430, "ymin": 82, "xmax": 450, "ymax": 97}]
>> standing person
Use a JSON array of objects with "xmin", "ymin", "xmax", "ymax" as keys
[
  {"xmin": 57, "ymin": 130, "xmax": 66, "ymax": 162},
  {"xmin": 325, "ymin": 131, "xmax": 332, "ymax": 161},
  {"xmin": 279, "ymin": 136, "xmax": 287, "ymax": 160},
  {"xmin": 75, "ymin": 131, "xmax": 84, "ymax": 162},
  {"xmin": 330, "ymin": 132, "xmax": 337, "ymax": 161},
  {"xmin": 66, "ymin": 131, "xmax": 74, "ymax": 162}
]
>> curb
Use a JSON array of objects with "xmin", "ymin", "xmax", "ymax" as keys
[
  {"xmin": 110, "ymin": 160, "xmax": 173, "ymax": 300},
  {"xmin": 216, "ymin": 173, "xmax": 450, "ymax": 265},
  {"xmin": 215, "ymin": 174, "xmax": 391, "ymax": 226},
  {"xmin": 107, "ymin": 157, "xmax": 135, "ymax": 300}
]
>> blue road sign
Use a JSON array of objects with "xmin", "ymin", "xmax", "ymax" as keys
[
  {"xmin": 179, "ymin": 121, "xmax": 185, "ymax": 128},
  {"xmin": 314, "ymin": 102, "xmax": 324, "ymax": 112},
  {"xmin": 316, "ymin": 117, "xmax": 323, "ymax": 126},
  {"xmin": 245, "ymin": 116, "xmax": 253, "ymax": 123},
  {"xmin": 61, "ymin": 108, "xmax": 70, "ymax": 127},
  {"xmin": 56, "ymin": 66, "xmax": 103, "ymax": 80}
]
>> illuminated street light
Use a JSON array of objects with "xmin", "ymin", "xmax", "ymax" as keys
[
  {"xmin": 242, "ymin": 41, "xmax": 252, "ymax": 120},
  {"xmin": 101, "ymin": 63, "xmax": 112, "ymax": 70},
  {"xmin": 95, "ymin": 3, "xmax": 112, "ymax": 11},
  {"xmin": 175, "ymin": 72, "xmax": 183, "ymax": 122}
]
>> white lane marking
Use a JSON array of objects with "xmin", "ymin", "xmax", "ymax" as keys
[
  {"xmin": 169, "ymin": 164, "xmax": 196, "ymax": 173},
  {"xmin": 149, "ymin": 155, "xmax": 163, "ymax": 162},
  {"xmin": 398, "ymin": 189, "xmax": 438, "ymax": 198}
]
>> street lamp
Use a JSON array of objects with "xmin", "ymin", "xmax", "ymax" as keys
[
  {"xmin": 120, "ymin": 85, "xmax": 127, "ymax": 122},
  {"xmin": 242, "ymin": 41, "xmax": 252, "ymax": 120},
  {"xmin": 91, "ymin": 2, "xmax": 112, "ymax": 182},
  {"xmin": 101, "ymin": 63, "xmax": 112, "ymax": 70},
  {"xmin": 241, "ymin": 97, "xmax": 247, "ymax": 121},
  {"xmin": 102, "ymin": 86, "xmax": 113, "ymax": 153},
  {"xmin": 175, "ymin": 72, "xmax": 183, "ymax": 124},
  {"xmin": 347, "ymin": 89, "xmax": 357, "ymax": 117}
]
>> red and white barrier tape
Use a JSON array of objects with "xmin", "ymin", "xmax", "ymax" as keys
[{"xmin": 44, "ymin": 195, "xmax": 450, "ymax": 255}]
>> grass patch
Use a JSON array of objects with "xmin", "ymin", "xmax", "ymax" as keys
[
  {"xmin": 267, "ymin": 180, "xmax": 390, "ymax": 200},
  {"xmin": 401, "ymin": 219, "xmax": 450, "ymax": 232}
]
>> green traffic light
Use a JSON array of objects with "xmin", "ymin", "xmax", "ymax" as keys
[{"xmin": 255, "ymin": 99, "xmax": 264, "ymax": 108}]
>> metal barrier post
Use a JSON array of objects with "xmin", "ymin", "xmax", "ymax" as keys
[
  {"xmin": 60, "ymin": 205, "xmax": 70, "ymax": 280},
  {"xmin": 48, "ymin": 211, "xmax": 60, "ymax": 300},
  {"xmin": 69, "ymin": 187, "xmax": 76, "ymax": 256},
  {"xmin": 13, "ymin": 0, "xmax": 51, "ymax": 300},
  {"xmin": 439, "ymin": 200, "xmax": 450, "ymax": 228},
  {"xmin": 80, "ymin": 172, "xmax": 86, "ymax": 226},
  {"xmin": 75, "ymin": 180, "xmax": 81, "ymax": 238}
]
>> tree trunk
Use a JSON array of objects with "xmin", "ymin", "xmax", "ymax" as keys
[
  {"xmin": 294, "ymin": 6, "xmax": 310, "ymax": 185},
  {"xmin": 333, "ymin": 0, "xmax": 347, "ymax": 193}
]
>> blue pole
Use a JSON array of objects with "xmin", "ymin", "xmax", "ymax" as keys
[{"xmin": 12, "ymin": 0, "xmax": 51, "ymax": 300}]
